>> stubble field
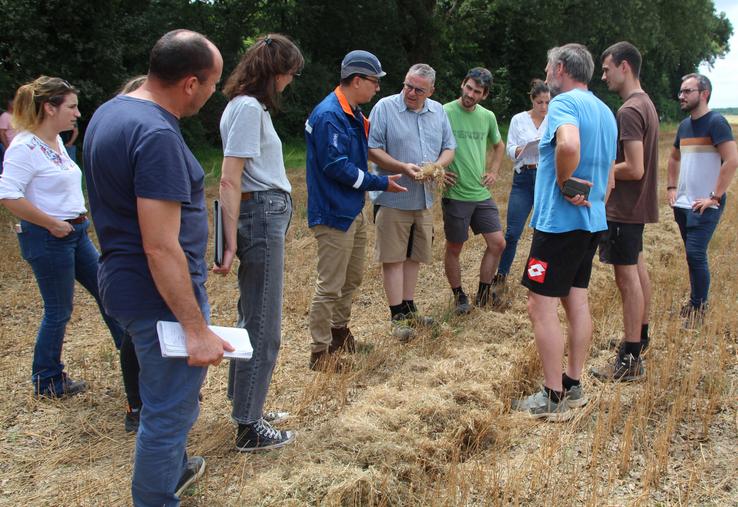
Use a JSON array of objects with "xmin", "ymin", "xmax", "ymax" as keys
[{"xmin": 0, "ymin": 125, "xmax": 736, "ymax": 506}]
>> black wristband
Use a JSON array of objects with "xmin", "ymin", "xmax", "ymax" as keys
[{"xmin": 667, "ymin": 186, "xmax": 676, "ymax": 190}]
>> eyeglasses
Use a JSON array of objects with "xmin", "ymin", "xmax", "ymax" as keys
[
  {"xmin": 360, "ymin": 75, "xmax": 380, "ymax": 85},
  {"xmin": 678, "ymin": 88, "xmax": 701, "ymax": 97},
  {"xmin": 403, "ymin": 82, "xmax": 428, "ymax": 95}
]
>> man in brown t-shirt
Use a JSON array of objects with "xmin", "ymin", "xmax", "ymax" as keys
[{"xmin": 592, "ymin": 41, "xmax": 659, "ymax": 382}]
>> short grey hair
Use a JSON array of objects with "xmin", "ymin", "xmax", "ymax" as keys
[
  {"xmin": 547, "ymin": 43, "xmax": 594, "ymax": 84},
  {"xmin": 407, "ymin": 63, "xmax": 436, "ymax": 84},
  {"xmin": 682, "ymin": 73, "xmax": 712, "ymax": 103}
]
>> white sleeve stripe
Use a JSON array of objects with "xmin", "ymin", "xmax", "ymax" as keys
[{"xmin": 352, "ymin": 170, "xmax": 365, "ymax": 189}]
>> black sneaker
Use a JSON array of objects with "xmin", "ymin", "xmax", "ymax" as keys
[
  {"xmin": 263, "ymin": 411, "xmax": 290, "ymax": 425},
  {"xmin": 590, "ymin": 352, "xmax": 644, "ymax": 382},
  {"xmin": 608, "ymin": 337, "xmax": 649, "ymax": 356},
  {"xmin": 124, "ymin": 406, "xmax": 141, "ymax": 433},
  {"xmin": 35, "ymin": 374, "xmax": 87, "ymax": 399},
  {"xmin": 476, "ymin": 289, "xmax": 502, "ymax": 308},
  {"xmin": 454, "ymin": 293, "xmax": 472, "ymax": 315},
  {"xmin": 235, "ymin": 418, "xmax": 295, "ymax": 452},
  {"xmin": 175, "ymin": 456, "xmax": 206, "ymax": 497}
]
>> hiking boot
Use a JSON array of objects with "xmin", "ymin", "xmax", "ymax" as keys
[
  {"xmin": 309, "ymin": 350, "xmax": 351, "ymax": 372},
  {"xmin": 263, "ymin": 411, "xmax": 289, "ymax": 425},
  {"xmin": 407, "ymin": 312, "xmax": 434, "ymax": 327},
  {"xmin": 453, "ymin": 293, "xmax": 472, "ymax": 315},
  {"xmin": 124, "ymin": 406, "xmax": 141, "ymax": 433},
  {"xmin": 329, "ymin": 327, "xmax": 356, "ymax": 354},
  {"xmin": 682, "ymin": 305, "xmax": 706, "ymax": 329},
  {"xmin": 175, "ymin": 456, "xmax": 206, "ymax": 497},
  {"xmin": 590, "ymin": 352, "xmax": 644, "ymax": 382},
  {"xmin": 511, "ymin": 388, "xmax": 572, "ymax": 422},
  {"xmin": 565, "ymin": 384, "xmax": 588, "ymax": 408},
  {"xmin": 391, "ymin": 314, "xmax": 415, "ymax": 342},
  {"xmin": 608, "ymin": 337, "xmax": 649, "ymax": 356},
  {"xmin": 235, "ymin": 418, "xmax": 295, "ymax": 452},
  {"xmin": 35, "ymin": 374, "xmax": 87, "ymax": 399},
  {"xmin": 492, "ymin": 273, "xmax": 507, "ymax": 295},
  {"xmin": 476, "ymin": 287, "xmax": 503, "ymax": 308}
]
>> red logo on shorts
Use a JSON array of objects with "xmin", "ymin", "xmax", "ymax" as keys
[{"xmin": 527, "ymin": 258, "xmax": 548, "ymax": 283}]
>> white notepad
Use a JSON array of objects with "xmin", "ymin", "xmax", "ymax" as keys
[
  {"xmin": 156, "ymin": 321, "xmax": 252, "ymax": 360},
  {"xmin": 519, "ymin": 138, "xmax": 541, "ymax": 160}
]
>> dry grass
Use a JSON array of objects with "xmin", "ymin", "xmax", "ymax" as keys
[{"xmin": 0, "ymin": 125, "xmax": 737, "ymax": 506}]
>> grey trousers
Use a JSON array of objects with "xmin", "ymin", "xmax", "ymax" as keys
[{"xmin": 227, "ymin": 190, "xmax": 291, "ymax": 424}]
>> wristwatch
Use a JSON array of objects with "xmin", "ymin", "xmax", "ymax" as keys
[{"xmin": 709, "ymin": 191, "xmax": 720, "ymax": 202}]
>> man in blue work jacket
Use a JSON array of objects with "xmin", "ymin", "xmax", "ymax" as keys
[{"xmin": 305, "ymin": 50, "xmax": 406, "ymax": 371}]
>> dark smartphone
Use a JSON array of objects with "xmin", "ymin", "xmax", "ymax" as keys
[{"xmin": 562, "ymin": 179, "xmax": 590, "ymax": 199}]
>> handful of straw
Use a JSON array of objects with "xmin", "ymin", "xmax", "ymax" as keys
[{"xmin": 414, "ymin": 162, "xmax": 445, "ymax": 187}]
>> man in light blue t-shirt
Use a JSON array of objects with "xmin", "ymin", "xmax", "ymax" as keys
[{"xmin": 512, "ymin": 43, "xmax": 616, "ymax": 422}]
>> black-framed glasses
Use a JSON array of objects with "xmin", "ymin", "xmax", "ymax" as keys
[
  {"xmin": 403, "ymin": 82, "xmax": 428, "ymax": 95},
  {"xmin": 360, "ymin": 75, "xmax": 380, "ymax": 85},
  {"xmin": 678, "ymin": 88, "xmax": 701, "ymax": 97}
]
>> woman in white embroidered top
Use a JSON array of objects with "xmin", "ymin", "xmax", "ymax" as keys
[
  {"xmin": 214, "ymin": 34, "xmax": 303, "ymax": 452},
  {"xmin": 495, "ymin": 79, "xmax": 550, "ymax": 282},
  {"xmin": 0, "ymin": 76, "xmax": 138, "ymax": 403}
]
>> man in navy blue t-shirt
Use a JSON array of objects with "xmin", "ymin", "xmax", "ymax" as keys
[
  {"xmin": 84, "ymin": 30, "xmax": 231, "ymax": 505},
  {"xmin": 666, "ymin": 73, "xmax": 737, "ymax": 324}
]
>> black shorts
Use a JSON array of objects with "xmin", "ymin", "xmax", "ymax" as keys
[
  {"xmin": 441, "ymin": 197, "xmax": 502, "ymax": 243},
  {"xmin": 521, "ymin": 229, "xmax": 602, "ymax": 297},
  {"xmin": 598, "ymin": 221, "xmax": 644, "ymax": 265}
]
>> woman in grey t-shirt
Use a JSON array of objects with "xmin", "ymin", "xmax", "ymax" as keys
[{"xmin": 214, "ymin": 33, "xmax": 303, "ymax": 452}]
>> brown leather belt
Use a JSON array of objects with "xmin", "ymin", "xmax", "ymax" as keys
[
  {"xmin": 241, "ymin": 192, "xmax": 253, "ymax": 201},
  {"xmin": 521, "ymin": 164, "xmax": 537, "ymax": 171},
  {"xmin": 65, "ymin": 214, "xmax": 88, "ymax": 224}
]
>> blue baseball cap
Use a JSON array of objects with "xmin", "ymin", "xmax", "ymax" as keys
[{"xmin": 340, "ymin": 50, "xmax": 386, "ymax": 79}]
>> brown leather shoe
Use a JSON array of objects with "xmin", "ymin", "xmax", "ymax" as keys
[
  {"xmin": 329, "ymin": 326, "xmax": 356, "ymax": 354},
  {"xmin": 309, "ymin": 349, "xmax": 350, "ymax": 372}
]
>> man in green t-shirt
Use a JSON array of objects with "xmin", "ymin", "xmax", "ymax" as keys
[{"xmin": 442, "ymin": 67, "xmax": 506, "ymax": 314}]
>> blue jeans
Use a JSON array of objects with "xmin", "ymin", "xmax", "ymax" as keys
[
  {"xmin": 118, "ymin": 308, "xmax": 208, "ymax": 507},
  {"xmin": 673, "ymin": 195, "xmax": 726, "ymax": 309},
  {"xmin": 498, "ymin": 169, "xmax": 536, "ymax": 275},
  {"xmin": 17, "ymin": 219, "xmax": 127, "ymax": 393},
  {"xmin": 227, "ymin": 190, "xmax": 291, "ymax": 424}
]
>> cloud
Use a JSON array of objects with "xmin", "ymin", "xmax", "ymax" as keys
[{"xmin": 699, "ymin": 0, "xmax": 738, "ymax": 108}]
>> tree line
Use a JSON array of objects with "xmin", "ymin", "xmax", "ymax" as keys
[{"xmin": 0, "ymin": 0, "xmax": 732, "ymax": 149}]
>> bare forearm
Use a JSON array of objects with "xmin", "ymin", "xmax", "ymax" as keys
[
  {"xmin": 666, "ymin": 159, "xmax": 679, "ymax": 187},
  {"xmin": 1, "ymin": 197, "xmax": 64, "ymax": 230},
  {"xmin": 147, "ymin": 246, "xmax": 208, "ymax": 333},
  {"xmin": 218, "ymin": 173, "xmax": 242, "ymax": 253},
  {"xmin": 613, "ymin": 160, "xmax": 644, "ymax": 181},
  {"xmin": 487, "ymin": 142, "xmax": 505, "ymax": 173},
  {"xmin": 555, "ymin": 146, "xmax": 579, "ymax": 187},
  {"xmin": 436, "ymin": 149, "xmax": 455, "ymax": 168},
  {"xmin": 714, "ymin": 162, "xmax": 737, "ymax": 196},
  {"xmin": 369, "ymin": 148, "xmax": 407, "ymax": 174},
  {"xmin": 555, "ymin": 125, "xmax": 580, "ymax": 187}
]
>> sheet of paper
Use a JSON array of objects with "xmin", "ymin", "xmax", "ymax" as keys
[
  {"xmin": 156, "ymin": 321, "xmax": 252, "ymax": 360},
  {"xmin": 519, "ymin": 138, "xmax": 540, "ymax": 160}
]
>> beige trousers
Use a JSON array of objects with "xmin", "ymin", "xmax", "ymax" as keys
[{"xmin": 309, "ymin": 211, "xmax": 368, "ymax": 353}]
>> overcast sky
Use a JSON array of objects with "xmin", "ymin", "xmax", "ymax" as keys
[{"xmin": 699, "ymin": 0, "xmax": 737, "ymax": 108}]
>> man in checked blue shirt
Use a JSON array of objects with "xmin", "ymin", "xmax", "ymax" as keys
[{"xmin": 368, "ymin": 63, "xmax": 456, "ymax": 341}]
